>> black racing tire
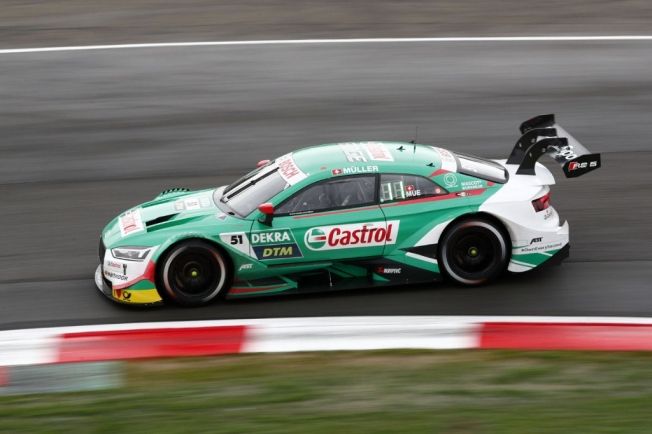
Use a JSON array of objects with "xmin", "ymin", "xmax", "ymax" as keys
[
  {"xmin": 157, "ymin": 240, "xmax": 230, "ymax": 307},
  {"xmin": 438, "ymin": 218, "xmax": 510, "ymax": 286}
]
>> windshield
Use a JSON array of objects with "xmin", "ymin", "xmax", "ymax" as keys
[
  {"xmin": 220, "ymin": 164, "xmax": 289, "ymax": 216},
  {"xmin": 223, "ymin": 160, "xmax": 273, "ymax": 195}
]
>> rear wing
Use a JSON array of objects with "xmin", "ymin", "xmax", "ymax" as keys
[{"xmin": 506, "ymin": 114, "xmax": 601, "ymax": 178}]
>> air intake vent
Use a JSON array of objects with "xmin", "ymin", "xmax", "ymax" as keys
[
  {"xmin": 157, "ymin": 187, "xmax": 190, "ymax": 197},
  {"xmin": 146, "ymin": 214, "xmax": 177, "ymax": 227}
]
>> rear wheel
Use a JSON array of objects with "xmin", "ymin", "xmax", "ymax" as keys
[
  {"xmin": 158, "ymin": 240, "xmax": 229, "ymax": 306},
  {"xmin": 438, "ymin": 218, "xmax": 509, "ymax": 286}
]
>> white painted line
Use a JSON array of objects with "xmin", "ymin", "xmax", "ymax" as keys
[{"xmin": 1, "ymin": 36, "xmax": 652, "ymax": 55}]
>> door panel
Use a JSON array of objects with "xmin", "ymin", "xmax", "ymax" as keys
[
  {"xmin": 378, "ymin": 174, "xmax": 457, "ymax": 259},
  {"xmin": 250, "ymin": 205, "xmax": 389, "ymax": 265},
  {"xmin": 249, "ymin": 174, "xmax": 390, "ymax": 266}
]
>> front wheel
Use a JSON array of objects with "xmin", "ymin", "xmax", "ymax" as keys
[
  {"xmin": 438, "ymin": 218, "xmax": 509, "ymax": 286},
  {"xmin": 158, "ymin": 240, "xmax": 230, "ymax": 306}
]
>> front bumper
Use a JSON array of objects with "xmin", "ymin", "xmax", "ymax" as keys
[
  {"xmin": 94, "ymin": 264, "xmax": 163, "ymax": 305},
  {"xmin": 94, "ymin": 264, "xmax": 113, "ymax": 299}
]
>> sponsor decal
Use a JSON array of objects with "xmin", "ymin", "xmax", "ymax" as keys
[
  {"xmin": 461, "ymin": 180, "xmax": 484, "ymax": 190},
  {"xmin": 251, "ymin": 230, "xmax": 291, "ymax": 244},
  {"xmin": 106, "ymin": 260, "xmax": 122, "ymax": 271},
  {"xmin": 432, "ymin": 147, "xmax": 457, "ymax": 172},
  {"xmin": 443, "ymin": 173, "xmax": 458, "ymax": 187},
  {"xmin": 174, "ymin": 196, "xmax": 211, "ymax": 211},
  {"xmin": 568, "ymin": 160, "xmax": 599, "ymax": 171},
  {"xmin": 238, "ymin": 263, "xmax": 253, "ymax": 271},
  {"xmin": 340, "ymin": 143, "xmax": 368, "ymax": 162},
  {"xmin": 304, "ymin": 220, "xmax": 400, "ymax": 251},
  {"xmin": 332, "ymin": 166, "xmax": 379, "ymax": 176},
  {"xmin": 104, "ymin": 270, "xmax": 128, "ymax": 281},
  {"xmin": 364, "ymin": 142, "xmax": 394, "ymax": 162},
  {"xmin": 530, "ymin": 237, "xmax": 543, "ymax": 244},
  {"xmin": 118, "ymin": 209, "xmax": 144, "ymax": 237},
  {"xmin": 554, "ymin": 144, "xmax": 579, "ymax": 160},
  {"xmin": 249, "ymin": 228, "xmax": 303, "ymax": 259},
  {"xmin": 376, "ymin": 266, "xmax": 402, "ymax": 274},
  {"xmin": 543, "ymin": 208, "xmax": 553, "ymax": 220},
  {"xmin": 520, "ymin": 241, "xmax": 564, "ymax": 253},
  {"xmin": 184, "ymin": 197, "xmax": 201, "ymax": 210},
  {"xmin": 112, "ymin": 288, "xmax": 161, "ymax": 303},
  {"xmin": 277, "ymin": 153, "xmax": 307, "ymax": 185}
]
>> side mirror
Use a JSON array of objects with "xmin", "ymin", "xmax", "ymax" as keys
[
  {"xmin": 256, "ymin": 159, "xmax": 271, "ymax": 168},
  {"xmin": 258, "ymin": 202, "xmax": 274, "ymax": 226}
]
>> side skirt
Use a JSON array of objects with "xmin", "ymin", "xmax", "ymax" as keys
[{"xmin": 225, "ymin": 259, "xmax": 441, "ymax": 299}]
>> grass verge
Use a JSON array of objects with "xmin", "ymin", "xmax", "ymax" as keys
[{"xmin": 2, "ymin": 350, "xmax": 652, "ymax": 433}]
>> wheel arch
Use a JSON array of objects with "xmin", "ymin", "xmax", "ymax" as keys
[
  {"xmin": 436, "ymin": 211, "xmax": 512, "ymax": 285},
  {"xmin": 154, "ymin": 235, "xmax": 234, "ymax": 298},
  {"xmin": 439, "ymin": 211, "xmax": 512, "ymax": 249}
]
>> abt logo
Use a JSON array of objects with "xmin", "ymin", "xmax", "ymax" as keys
[{"xmin": 304, "ymin": 221, "xmax": 400, "ymax": 251}]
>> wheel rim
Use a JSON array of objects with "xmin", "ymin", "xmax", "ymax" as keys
[
  {"xmin": 443, "ymin": 222, "xmax": 507, "ymax": 284},
  {"xmin": 164, "ymin": 246, "xmax": 226, "ymax": 300},
  {"xmin": 451, "ymin": 232, "xmax": 495, "ymax": 273}
]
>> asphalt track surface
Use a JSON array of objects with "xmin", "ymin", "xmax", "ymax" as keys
[{"xmin": 1, "ymin": 40, "xmax": 652, "ymax": 330}]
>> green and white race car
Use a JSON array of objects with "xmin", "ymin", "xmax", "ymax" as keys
[{"xmin": 96, "ymin": 114, "xmax": 600, "ymax": 306}]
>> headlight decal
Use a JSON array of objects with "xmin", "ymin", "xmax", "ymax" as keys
[{"xmin": 111, "ymin": 247, "xmax": 152, "ymax": 261}]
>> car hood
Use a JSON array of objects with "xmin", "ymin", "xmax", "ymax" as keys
[{"xmin": 101, "ymin": 188, "xmax": 222, "ymax": 247}]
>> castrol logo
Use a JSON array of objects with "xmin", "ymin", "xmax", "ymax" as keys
[{"xmin": 304, "ymin": 221, "xmax": 400, "ymax": 251}]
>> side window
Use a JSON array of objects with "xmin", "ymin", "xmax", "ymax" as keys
[
  {"xmin": 379, "ymin": 174, "xmax": 447, "ymax": 203},
  {"xmin": 276, "ymin": 176, "xmax": 376, "ymax": 215}
]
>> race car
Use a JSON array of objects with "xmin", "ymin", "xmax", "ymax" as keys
[{"xmin": 96, "ymin": 114, "xmax": 600, "ymax": 306}]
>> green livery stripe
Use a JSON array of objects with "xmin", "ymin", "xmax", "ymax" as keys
[
  {"xmin": 328, "ymin": 263, "xmax": 368, "ymax": 278},
  {"xmin": 511, "ymin": 249, "xmax": 560, "ymax": 267},
  {"xmin": 130, "ymin": 280, "xmax": 156, "ymax": 290},
  {"xmin": 229, "ymin": 284, "xmax": 293, "ymax": 296},
  {"xmin": 230, "ymin": 275, "xmax": 299, "ymax": 297},
  {"xmin": 372, "ymin": 274, "xmax": 390, "ymax": 282},
  {"xmin": 510, "ymin": 258, "xmax": 534, "ymax": 268},
  {"xmin": 390, "ymin": 252, "xmax": 440, "ymax": 273}
]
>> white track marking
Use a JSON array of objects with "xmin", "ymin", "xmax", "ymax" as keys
[{"xmin": 1, "ymin": 36, "xmax": 652, "ymax": 55}]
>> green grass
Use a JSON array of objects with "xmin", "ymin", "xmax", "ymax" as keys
[{"xmin": 2, "ymin": 350, "xmax": 652, "ymax": 433}]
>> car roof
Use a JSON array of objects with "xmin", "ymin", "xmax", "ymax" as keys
[{"xmin": 290, "ymin": 142, "xmax": 444, "ymax": 179}]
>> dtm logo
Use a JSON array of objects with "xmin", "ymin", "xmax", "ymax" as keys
[
  {"xmin": 304, "ymin": 221, "xmax": 400, "ymax": 251},
  {"xmin": 249, "ymin": 228, "xmax": 303, "ymax": 259}
]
